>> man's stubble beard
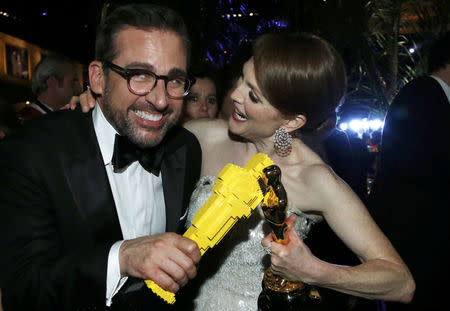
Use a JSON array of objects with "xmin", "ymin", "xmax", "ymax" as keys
[{"xmin": 101, "ymin": 83, "xmax": 181, "ymax": 148}]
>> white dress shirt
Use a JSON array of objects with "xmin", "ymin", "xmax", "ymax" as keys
[{"xmin": 91, "ymin": 103, "xmax": 166, "ymax": 306}]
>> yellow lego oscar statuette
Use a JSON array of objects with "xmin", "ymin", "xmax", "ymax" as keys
[{"xmin": 145, "ymin": 153, "xmax": 274, "ymax": 303}]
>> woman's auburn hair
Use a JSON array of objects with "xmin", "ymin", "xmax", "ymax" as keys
[{"xmin": 253, "ymin": 33, "xmax": 347, "ymax": 131}]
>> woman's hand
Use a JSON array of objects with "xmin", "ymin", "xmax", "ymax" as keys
[
  {"xmin": 261, "ymin": 214, "xmax": 320, "ymax": 284},
  {"xmin": 59, "ymin": 88, "xmax": 96, "ymax": 113}
]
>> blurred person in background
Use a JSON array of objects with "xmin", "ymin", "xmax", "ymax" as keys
[
  {"xmin": 369, "ymin": 31, "xmax": 450, "ymax": 310},
  {"xmin": 180, "ymin": 64, "xmax": 219, "ymax": 123},
  {"xmin": 16, "ymin": 54, "xmax": 81, "ymax": 123}
]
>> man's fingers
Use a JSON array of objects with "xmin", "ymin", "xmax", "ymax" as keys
[
  {"xmin": 169, "ymin": 248, "xmax": 198, "ymax": 280},
  {"xmin": 164, "ymin": 258, "xmax": 190, "ymax": 287},
  {"xmin": 120, "ymin": 234, "xmax": 200, "ymax": 292},
  {"xmin": 150, "ymin": 269, "xmax": 180, "ymax": 293},
  {"xmin": 175, "ymin": 237, "xmax": 201, "ymax": 264}
]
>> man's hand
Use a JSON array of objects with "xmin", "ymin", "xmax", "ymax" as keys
[{"xmin": 119, "ymin": 232, "xmax": 201, "ymax": 293}]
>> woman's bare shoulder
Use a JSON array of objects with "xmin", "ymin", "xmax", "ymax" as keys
[
  {"xmin": 183, "ymin": 118, "xmax": 229, "ymax": 142},
  {"xmin": 301, "ymin": 162, "xmax": 344, "ymax": 188}
]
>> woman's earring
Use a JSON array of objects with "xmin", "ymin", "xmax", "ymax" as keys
[{"xmin": 274, "ymin": 127, "xmax": 292, "ymax": 157}]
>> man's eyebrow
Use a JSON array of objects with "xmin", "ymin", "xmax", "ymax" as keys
[
  {"xmin": 125, "ymin": 62, "xmax": 155, "ymax": 71},
  {"xmin": 124, "ymin": 62, "xmax": 187, "ymax": 76},
  {"xmin": 168, "ymin": 68, "xmax": 188, "ymax": 76}
]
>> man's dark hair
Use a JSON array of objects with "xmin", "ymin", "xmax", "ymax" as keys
[
  {"xmin": 95, "ymin": 3, "xmax": 191, "ymax": 64},
  {"xmin": 428, "ymin": 31, "xmax": 450, "ymax": 74}
]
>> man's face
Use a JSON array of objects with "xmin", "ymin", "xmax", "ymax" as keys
[
  {"xmin": 56, "ymin": 64, "xmax": 79, "ymax": 109},
  {"xmin": 100, "ymin": 27, "xmax": 187, "ymax": 148}
]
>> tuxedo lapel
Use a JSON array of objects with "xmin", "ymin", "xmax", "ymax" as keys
[
  {"xmin": 63, "ymin": 111, "xmax": 122, "ymax": 243},
  {"xmin": 161, "ymin": 146, "xmax": 186, "ymax": 233},
  {"xmin": 160, "ymin": 126, "xmax": 202, "ymax": 233}
]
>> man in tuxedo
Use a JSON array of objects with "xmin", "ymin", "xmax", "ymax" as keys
[
  {"xmin": 369, "ymin": 31, "xmax": 450, "ymax": 310},
  {"xmin": 17, "ymin": 54, "xmax": 81, "ymax": 122},
  {"xmin": 0, "ymin": 4, "xmax": 202, "ymax": 310}
]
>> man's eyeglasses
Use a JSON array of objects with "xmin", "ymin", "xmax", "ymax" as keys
[{"xmin": 103, "ymin": 61, "xmax": 194, "ymax": 99}]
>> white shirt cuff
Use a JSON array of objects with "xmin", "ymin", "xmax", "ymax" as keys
[{"xmin": 106, "ymin": 240, "xmax": 128, "ymax": 307}]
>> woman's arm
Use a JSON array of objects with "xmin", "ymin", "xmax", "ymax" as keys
[{"xmin": 263, "ymin": 165, "xmax": 415, "ymax": 303}]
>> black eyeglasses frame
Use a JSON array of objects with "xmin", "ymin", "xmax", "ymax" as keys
[{"xmin": 103, "ymin": 61, "xmax": 194, "ymax": 99}]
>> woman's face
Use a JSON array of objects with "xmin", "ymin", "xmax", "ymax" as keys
[
  {"xmin": 183, "ymin": 77, "xmax": 218, "ymax": 121},
  {"xmin": 228, "ymin": 58, "xmax": 284, "ymax": 141}
]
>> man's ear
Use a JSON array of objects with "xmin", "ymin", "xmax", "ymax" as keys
[
  {"xmin": 284, "ymin": 114, "xmax": 307, "ymax": 133},
  {"xmin": 88, "ymin": 61, "xmax": 105, "ymax": 95}
]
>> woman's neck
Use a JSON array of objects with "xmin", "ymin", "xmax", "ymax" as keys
[{"xmin": 246, "ymin": 137, "xmax": 307, "ymax": 168}]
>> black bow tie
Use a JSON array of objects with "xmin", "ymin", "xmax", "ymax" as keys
[{"xmin": 111, "ymin": 134, "xmax": 164, "ymax": 176}]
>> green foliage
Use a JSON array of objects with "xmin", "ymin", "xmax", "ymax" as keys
[{"xmin": 347, "ymin": 0, "xmax": 448, "ymax": 114}]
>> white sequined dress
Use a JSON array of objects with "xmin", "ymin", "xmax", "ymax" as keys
[{"xmin": 185, "ymin": 176, "xmax": 318, "ymax": 311}]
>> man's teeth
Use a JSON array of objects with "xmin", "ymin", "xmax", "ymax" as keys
[
  {"xmin": 234, "ymin": 108, "xmax": 247, "ymax": 120},
  {"xmin": 135, "ymin": 110, "xmax": 163, "ymax": 121}
]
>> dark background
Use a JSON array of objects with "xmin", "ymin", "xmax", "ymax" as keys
[
  {"xmin": 0, "ymin": 0, "xmax": 305, "ymax": 65},
  {"xmin": 0, "ymin": 0, "xmax": 448, "ymax": 132},
  {"xmin": 1, "ymin": 0, "xmax": 363, "ymax": 66}
]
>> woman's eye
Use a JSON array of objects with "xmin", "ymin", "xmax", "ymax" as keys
[
  {"xmin": 186, "ymin": 95, "xmax": 198, "ymax": 102},
  {"xmin": 207, "ymin": 96, "xmax": 217, "ymax": 105},
  {"xmin": 249, "ymin": 90, "xmax": 259, "ymax": 103}
]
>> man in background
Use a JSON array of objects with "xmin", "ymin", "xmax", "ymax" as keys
[
  {"xmin": 17, "ymin": 54, "xmax": 81, "ymax": 122},
  {"xmin": 369, "ymin": 31, "xmax": 450, "ymax": 310}
]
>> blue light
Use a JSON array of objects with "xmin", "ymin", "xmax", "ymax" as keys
[{"xmin": 206, "ymin": 51, "xmax": 214, "ymax": 63}]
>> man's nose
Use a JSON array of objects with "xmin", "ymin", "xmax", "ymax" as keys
[{"xmin": 145, "ymin": 80, "xmax": 168, "ymax": 111}]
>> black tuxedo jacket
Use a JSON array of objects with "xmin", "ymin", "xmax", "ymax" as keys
[
  {"xmin": 369, "ymin": 76, "xmax": 450, "ymax": 310},
  {"xmin": 0, "ymin": 109, "xmax": 201, "ymax": 310}
]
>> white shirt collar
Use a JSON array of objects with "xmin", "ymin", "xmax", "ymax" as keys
[
  {"xmin": 92, "ymin": 102, "xmax": 118, "ymax": 166},
  {"xmin": 30, "ymin": 101, "xmax": 53, "ymax": 114}
]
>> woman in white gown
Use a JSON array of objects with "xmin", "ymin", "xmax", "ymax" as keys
[
  {"xmin": 182, "ymin": 32, "xmax": 415, "ymax": 310},
  {"xmin": 183, "ymin": 175, "xmax": 319, "ymax": 311}
]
